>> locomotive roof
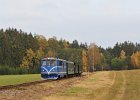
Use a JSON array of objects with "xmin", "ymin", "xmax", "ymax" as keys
[{"xmin": 41, "ymin": 57, "xmax": 74, "ymax": 64}]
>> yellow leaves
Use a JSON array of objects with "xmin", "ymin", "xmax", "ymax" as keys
[
  {"xmin": 63, "ymin": 40, "xmax": 68, "ymax": 48},
  {"xmin": 36, "ymin": 35, "xmax": 47, "ymax": 51},
  {"xmin": 82, "ymin": 49, "xmax": 88, "ymax": 72},
  {"xmin": 87, "ymin": 43, "xmax": 102, "ymax": 71},
  {"xmin": 20, "ymin": 47, "xmax": 46, "ymax": 68},
  {"xmin": 36, "ymin": 47, "xmax": 45, "ymax": 59},
  {"xmin": 120, "ymin": 50, "xmax": 126, "ymax": 60},
  {"xmin": 47, "ymin": 50, "xmax": 56, "ymax": 57},
  {"xmin": 131, "ymin": 51, "xmax": 140, "ymax": 69},
  {"xmin": 20, "ymin": 48, "xmax": 35, "ymax": 68}
]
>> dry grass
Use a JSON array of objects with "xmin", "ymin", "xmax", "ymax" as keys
[
  {"xmin": 43, "ymin": 71, "xmax": 115, "ymax": 100},
  {"xmin": 43, "ymin": 70, "xmax": 140, "ymax": 100},
  {"xmin": 123, "ymin": 70, "xmax": 140, "ymax": 100}
]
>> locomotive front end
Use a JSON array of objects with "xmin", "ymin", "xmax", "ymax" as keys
[{"xmin": 41, "ymin": 58, "xmax": 58, "ymax": 79}]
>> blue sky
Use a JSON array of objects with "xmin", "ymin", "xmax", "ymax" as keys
[{"xmin": 0, "ymin": 0, "xmax": 140, "ymax": 48}]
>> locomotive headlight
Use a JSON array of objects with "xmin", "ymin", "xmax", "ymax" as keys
[{"xmin": 43, "ymin": 70, "xmax": 45, "ymax": 72}]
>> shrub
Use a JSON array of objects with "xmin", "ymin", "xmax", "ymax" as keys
[{"xmin": 0, "ymin": 65, "xmax": 40, "ymax": 75}]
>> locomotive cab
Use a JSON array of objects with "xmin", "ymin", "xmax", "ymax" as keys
[{"xmin": 41, "ymin": 58, "xmax": 58, "ymax": 79}]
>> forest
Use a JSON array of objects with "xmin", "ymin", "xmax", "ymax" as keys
[{"xmin": 0, "ymin": 28, "xmax": 140, "ymax": 75}]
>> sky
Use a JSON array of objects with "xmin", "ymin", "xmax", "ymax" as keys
[{"xmin": 0, "ymin": 0, "xmax": 140, "ymax": 48}]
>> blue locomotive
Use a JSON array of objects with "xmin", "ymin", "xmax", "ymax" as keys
[{"xmin": 40, "ymin": 57, "xmax": 82, "ymax": 79}]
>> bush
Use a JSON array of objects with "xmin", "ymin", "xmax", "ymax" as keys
[
  {"xmin": 0, "ymin": 65, "xmax": 40, "ymax": 75},
  {"xmin": 111, "ymin": 58, "xmax": 123, "ymax": 70}
]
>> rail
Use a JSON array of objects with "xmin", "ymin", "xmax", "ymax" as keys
[{"xmin": 0, "ymin": 75, "xmax": 83, "ymax": 90}]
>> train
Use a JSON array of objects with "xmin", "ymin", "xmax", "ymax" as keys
[{"xmin": 40, "ymin": 57, "xmax": 82, "ymax": 79}]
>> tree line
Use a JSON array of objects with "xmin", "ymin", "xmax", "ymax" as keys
[
  {"xmin": 0, "ymin": 28, "xmax": 86, "ymax": 74},
  {"xmin": 0, "ymin": 28, "xmax": 140, "ymax": 75},
  {"xmin": 84, "ymin": 41, "xmax": 140, "ymax": 71}
]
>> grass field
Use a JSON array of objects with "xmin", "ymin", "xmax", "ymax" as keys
[
  {"xmin": 0, "ymin": 74, "xmax": 41, "ymax": 86},
  {"xmin": 45, "ymin": 70, "xmax": 140, "ymax": 100},
  {"xmin": 0, "ymin": 70, "xmax": 140, "ymax": 100}
]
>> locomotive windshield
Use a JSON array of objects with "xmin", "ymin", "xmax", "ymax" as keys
[
  {"xmin": 47, "ymin": 59, "xmax": 56, "ymax": 66},
  {"xmin": 41, "ymin": 60, "xmax": 46, "ymax": 66}
]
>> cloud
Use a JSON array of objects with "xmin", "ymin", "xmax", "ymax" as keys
[{"xmin": 0, "ymin": 0, "xmax": 140, "ymax": 48}]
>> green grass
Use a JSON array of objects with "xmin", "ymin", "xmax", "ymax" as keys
[{"xmin": 0, "ymin": 74, "xmax": 41, "ymax": 86}]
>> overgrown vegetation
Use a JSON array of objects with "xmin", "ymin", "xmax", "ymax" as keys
[{"xmin": 0, "ymin": 66, "xmax": 40, "ymax": 75}]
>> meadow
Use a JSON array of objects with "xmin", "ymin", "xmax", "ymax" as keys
[
  {"xmin": 0, "ymin": 70, "xmax": 140, "ymax": 100},
  {"xmin": 46, "ymin": 70, "xmax": 140, "ymax": 100},
  {"xmin": 0, "ymin": 74, "xmax": 41, "ymax": 86}
]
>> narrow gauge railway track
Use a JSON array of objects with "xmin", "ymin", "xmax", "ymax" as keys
[
  {"xmin": 0, "ymin": 80, "xmax": 51, "ymax": 90},
  {"xmin": 0, "ymin": 75, "xmax": 83, "ymax": 91}
]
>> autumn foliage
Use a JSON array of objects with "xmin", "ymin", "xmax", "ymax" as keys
[
  {"xmin": 82, "ymin": 49, "xmax": 88, "ymax": 72},
  {"xmin": 0, "ymin": 28, "xmax": 140, "ymax": 75},
  {"xmin": 131, "ymin": 51, "xmax": 140, "ymax": 69}
]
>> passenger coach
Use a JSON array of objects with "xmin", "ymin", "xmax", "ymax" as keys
[{"xmin": 40, "ymin": 57, "xmax": 82, "ymax": 79}]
